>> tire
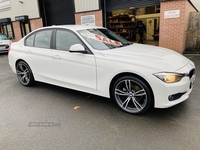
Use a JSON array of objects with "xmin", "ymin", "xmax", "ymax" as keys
[
  {"xmin": 112, "ymin": 76, "xmax": 153, "ymax": 114},
  {"xmin": 16, "ymin": 61, "xmax": 35, "ymax": 86}
]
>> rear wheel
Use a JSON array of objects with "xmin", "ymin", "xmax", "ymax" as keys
[
  {"xmin": 112, "ymin": 76, "xmax": 153, "ymax": 114},
  {"xmin": 16, "ymin": 61, "xmax": 35, "ymax": 86}
]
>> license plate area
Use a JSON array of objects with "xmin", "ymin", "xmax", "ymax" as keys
[{"xmin": 0, "ymin": 46, "xmax": 5, "ymax": 49}]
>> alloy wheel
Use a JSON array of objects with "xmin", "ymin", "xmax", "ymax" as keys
[
  {"xmin": 113, "ymin": 76, "xmax": 152, "ymax": 114},
  {"xmin": 16, "ymin": 61, "xmax": 35, "ymax": 86}
]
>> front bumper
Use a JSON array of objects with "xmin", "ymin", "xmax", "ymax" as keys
[
  {"xmin": 0, "ymin": 45, "xmax": 9, "ymax": 53},
  {"xmin": 149, "ymin": 61, "xmax": 196, "ymax": 108}
]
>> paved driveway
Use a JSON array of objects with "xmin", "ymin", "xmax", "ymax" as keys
[{"xmin": 0, "ymin": 53, "xmax": 200, "ymax": 150}]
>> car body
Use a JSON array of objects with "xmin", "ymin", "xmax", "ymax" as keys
[
  {"xmin": 0, "ymin": 33, "xmax": 12, "ymax": 53},
  {"xmin": 8, "ymin": 25, "xmax": 196, "ymax": 114}
]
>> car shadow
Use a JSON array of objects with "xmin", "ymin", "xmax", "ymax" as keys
[
  {"xmin": 32, "ymin": 82, "xmax": 190, "ymax": 120},
  {"xmin": 0, "ymin": 53, "xmax": 8, "ymax": 57}
]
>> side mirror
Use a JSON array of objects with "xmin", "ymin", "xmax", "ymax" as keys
[{"xmin": 69, "ymin": 44, "xmax": 87, "ymax": 53}]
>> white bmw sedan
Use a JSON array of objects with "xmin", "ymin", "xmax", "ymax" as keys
[{"xmin": 8, "ymin": 25, "xmax": 196, "ymax": 114}]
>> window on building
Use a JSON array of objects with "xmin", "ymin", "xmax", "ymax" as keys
[
  {"xmin": 20, "ymin": 21, "xmax": 31, "ymax": 37},
  {"xmin": 0, "ymin": 23, "xmax": 14, "ymax": 39}
]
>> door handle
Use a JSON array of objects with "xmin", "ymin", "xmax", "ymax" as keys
[
  {"xmin": 52, "ymin": 55, "xmax": 61, "ymax": 59},
  {"xmin": 26, "ymin": 50, "xmax": 32, "ymax": 53}
]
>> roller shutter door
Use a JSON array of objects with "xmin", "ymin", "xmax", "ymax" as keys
[
  {"xmin": 106, "ymin": 0, "xmax": 160, "ymax": 11},
  {"xmin": 42, "ymin": 0, "xmax": 75, "ymax": 26}
]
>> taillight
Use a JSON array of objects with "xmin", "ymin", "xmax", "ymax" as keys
[{"xmin": 8, "ymin": 46, "xmax": 11, "ymax": 52}]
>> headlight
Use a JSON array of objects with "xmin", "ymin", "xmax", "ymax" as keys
[{"xmin": 154, "ymin": 72, "xmax": 185, "ymax": 83}]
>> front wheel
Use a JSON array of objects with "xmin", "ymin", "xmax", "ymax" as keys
[
  {"xmin": 112, "ymin": 76, "xmax": 153, "ymax": 114},
  {"xmin": 16, "ymin": 61, "xmax": 35, "ymax": 86}
]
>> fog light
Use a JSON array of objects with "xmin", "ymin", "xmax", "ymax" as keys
[
  {"xmin": 168, "ymin": 95, "xmax": 174, "ymax": 101},
  {"xmin": 168, "ymin": 92, "xmax": 186, "ymax": 101}
]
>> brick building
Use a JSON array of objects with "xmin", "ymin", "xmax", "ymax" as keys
[
  {"xmin": 159, "ymin": 0, "xmax": 197, "ymax": 53},
  {"xmin": 74, "ymin": 0, "xmax": 197, "ymax": 53},
  {"xmin": 0, "ymin": 0, "xmax": 198, "ymax": 53},
  {"xmin": 0, "ymin": 0, "xmax": 43, "ymax": 42}
]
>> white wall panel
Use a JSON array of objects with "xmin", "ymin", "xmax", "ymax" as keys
[
  {"xmin": 190, "ymin": 0, "xmax": 200, "ymax": 11},
  {"xmin": 74, "ymin": 0, "xmax": 99, "ymax": 13},
  {"xmin": 0, "ymin": 0, "xmax": 40, "ymax": 21}
]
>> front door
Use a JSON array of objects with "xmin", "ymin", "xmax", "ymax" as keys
[{"xmin": 52, "ymin": 29, "xmax": 96, "ymax": 89}]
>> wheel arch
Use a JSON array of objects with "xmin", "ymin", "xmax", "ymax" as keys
[
  {"xmin": 15, "ymin": 59, "xmax": 28, "ymax": 69},
  {"xmin": 109, "ymin": 72, "xmax": 155, "ymax": 106},
  {"xmin": 15, "ymin": 59, "xmax": 35, "ymax": 77},
  {"xmin": 15, "ymin": 59, "xmax": 36, "ymax": 86}
]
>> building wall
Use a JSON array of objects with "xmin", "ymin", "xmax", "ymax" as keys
[
  {"xmin": 12, "ymin": 18, "xmax": 43, "ymax": 42},
  {"xmin": 0, "ymin": 0, "xmax": 40, "ymax": 21},
  {"xmin": 75, "ymin": 10, "xmax": 103, "ymax": 27},
  {"xmin": 12, "ymin": 21, "xmax": 21, "ymax": 42},
  {"xmin": 159, "ymin": 0, "xmax": 196, "ymax": 53},
  {"xmin": 74, "ymin": 0, "xmax": 99, "ymax": 13},
  {"xmin": 30, "ymin": 18, "xmax": 43, "ymax": 31}
]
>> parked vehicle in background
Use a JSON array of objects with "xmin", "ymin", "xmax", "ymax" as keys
[
  {"xmin": 0, "ymin": 33, "xmax": 12, "ymax": 53},
  {"xmin": 8, "ymin": 25, "xmax": 196, "ymax": 114}
]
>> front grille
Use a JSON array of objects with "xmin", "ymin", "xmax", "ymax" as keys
[
  {"xmin": 189, "ymin": 69, "xmax": 195, "ymax": 79},
  {"xmin": 0, "ymin": 44, "xmax": 9, "ymax": 50}
]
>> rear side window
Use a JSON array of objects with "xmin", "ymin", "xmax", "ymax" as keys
[
  {"xmin": 25, "ymin": 29, "xmax": 52, "ymax": 49},
  {"xmin": 35, "ymin": 30, "xmax": 52, "ymax": 49},
  {"xmin": 26, "ymin": 34, "xmax": 34, "ymax": 46}
]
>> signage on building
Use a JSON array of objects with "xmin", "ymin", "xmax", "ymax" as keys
[
  {"xmin": 15, "ymin": 15, "xmax": 29, "ymax": 21},
  {"xmin": 0, "ymin": 0, "xmax": 11, "ymax": 12},
  {"xmin": 81, "ymin": 15, "xmax": 95, "ymax": 26},
  {"xmin": 0, "ymin": 18, "xmax": 11, "ymax": 24},
  {"xmin": 164, "ymin": 10, "xmax": 180, "ymax": 19}
]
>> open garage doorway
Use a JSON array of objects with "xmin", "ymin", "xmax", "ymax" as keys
[{"xmin": 105, "ymin": 1, "xmax": 160, "ymax": 46}]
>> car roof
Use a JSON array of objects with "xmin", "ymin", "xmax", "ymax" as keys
[{"xmin": 38, "ymin": 25, "xmax": 105, "ymax": 32}]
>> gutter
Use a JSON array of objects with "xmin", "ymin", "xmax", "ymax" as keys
[{"xmin": 188, "ymin": 0, "xmax": 198, "ymax": 12}]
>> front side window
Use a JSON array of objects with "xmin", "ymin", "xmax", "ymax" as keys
[
  {"xmin": 78, "ymin": 28, "xmax": 132, "ymax": 50},
  {"xmin": 56, "ymin": 29, "xmax": 83, "ymax": 51}
]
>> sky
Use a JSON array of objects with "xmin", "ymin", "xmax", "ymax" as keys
[{"xmin": 190, "ymin": 0, "xmax": 200, "ymax": 11}]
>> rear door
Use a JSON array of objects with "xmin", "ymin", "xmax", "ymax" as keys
[{"xmin": 24, "ymin": 29, "xmax": 54, "ymax": 80}]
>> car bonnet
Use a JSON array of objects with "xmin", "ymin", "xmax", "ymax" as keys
[{"xmin": 99, "ymin": 43, "xmax": 189, "ymax": 72}]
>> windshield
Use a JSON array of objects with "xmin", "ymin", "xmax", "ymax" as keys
[
  {"xmin": 78, "ymin": 28, "xmax": 132, "ymax": 50},
  {"xmin": 0, "ymin": 34, "xmax": 8, "ymax": 40}
]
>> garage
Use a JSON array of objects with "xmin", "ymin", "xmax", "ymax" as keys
[
  {"xmin": 39, "ymin": 0, "xmax": 75, "ymax": 26},
  {"xmin": 105, "ymin": 0, "xmax": 160, "ymax": 45}
]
